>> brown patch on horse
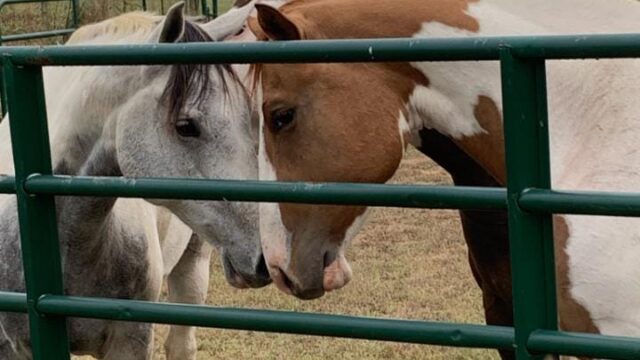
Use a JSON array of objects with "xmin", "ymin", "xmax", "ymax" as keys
[
  {"xmin": 454, "ymin": 95, "xmax": 506, "ymax": 184},
  {"xmin": 554, "ymin": 217, "xmax": 600, "ymax": 339},
  {"xmin": 276, "ymin": 0, "xmax": 480, "ymax": 39},
  {"xmin": 284, "ymin": 205, "xmax": 367, "ymax": 273},
  {"xmin": 418, "ymin": 128, "xmax": 514, "ymax": 359}
]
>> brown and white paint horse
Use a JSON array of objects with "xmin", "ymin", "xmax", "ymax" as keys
[{"xmin": 248, "ymin": 0, "xmax": 640, "ymax": 358}]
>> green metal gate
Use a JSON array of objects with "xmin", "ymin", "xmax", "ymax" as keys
[
  {"xmin": 0, "ymin": 0, "xmax": 80, "ymax": 117},
  {"xmin": 142, "ymin": 0, "xmax": 218, "ymax": 19},
  {"xmin": 1, "ymin": 35, "xmax": 640, "ymax": 359}
]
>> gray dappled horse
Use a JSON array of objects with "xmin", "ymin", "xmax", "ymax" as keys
[{"xmin": 0, "ymin": 2, "xmax": 267, "ymax": 359}]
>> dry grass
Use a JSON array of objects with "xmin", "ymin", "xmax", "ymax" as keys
[
  {"xmin": 0, "ymin": 0, "xmax": 234, "ymax": 44},
  {"xmin": 72, "ymin": 150, "xmax": 499, "ymax": 360},
  {"xmin": 149, "ymin": 149, "xmax": 498, "ymax": 360}
]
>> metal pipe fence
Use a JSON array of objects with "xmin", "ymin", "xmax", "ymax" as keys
[{"xmin": 1, "ymin": 34, "xmax": 640, "ymax": 359}]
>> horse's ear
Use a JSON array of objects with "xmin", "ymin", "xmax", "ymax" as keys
[
  {"xmin": 201, "ymin": 0, "xmax": 256, "ymax": 41},
  {"xmin": 254, "ymin": 4, "xmax": 301, "ymax": 41},
  {"xmin": 233, "ymin": 0, "xmax": 254, "ymax": 9},
  {"xmin": 148, "ymin": 2, "xmax": 186, "ymax": 43}
]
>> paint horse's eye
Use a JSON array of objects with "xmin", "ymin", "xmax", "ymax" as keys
[
  {"xmin": 270, "ymin": 108, "xmax": 296, "ymax": 132},
  {"xmin": 175, "ymin": 118, "xmax": 200, "ymax": 138},
  {"xmin": 234, "ymin": 25, "xmax": 246, "ymax": 36}
]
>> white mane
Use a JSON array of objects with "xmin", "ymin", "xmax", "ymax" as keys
[{"xmin": 67, "ymin": 11, "xmax": 163, "ymax": 45}]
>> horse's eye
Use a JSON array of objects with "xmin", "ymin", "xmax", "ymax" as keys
[
  {"xmin": 234, "ymin": 25, "xmax": 246, "ymax": 36},
  {"xmin": 270, "ymin": 108, "xmax": 296, "ymax": 132},
  {"xmin": 175, "ymin": 118, "xmax": 200, "ymax": 138}
]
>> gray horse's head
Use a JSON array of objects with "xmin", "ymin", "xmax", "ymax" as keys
[{"xmin": 77, "ymin": 2, "xmax": 269, "ymax": 287}]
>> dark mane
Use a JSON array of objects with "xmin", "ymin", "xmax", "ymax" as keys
[{"xmin": 161, "ymin": 20, "xmax": 241, "ymax": 121}]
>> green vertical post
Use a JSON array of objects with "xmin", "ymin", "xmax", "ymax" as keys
[
  {"xmin": 211, "ymin": 0, "xmax": 217, "ymax": 18},
  {"xmin": 4, "ymin": 61, "xmax": 70, "ymax": 359},
  {"xmin": 200, "ymin": 0, "xmax": 207, "ymax": 17},
  {"xmin": 0, "ymin": 64, "xmax": 6, "ymax": 117},
  {"xmin": 70, "ymin": 0, "xmax": 79, "ymax": 28},
  {"xmin": 142, "ymin": 0, "xmax": 147, "ymax": 11},
  {"xmin": 0, "ymin": 23, "xmax": 4, "ymax": 118},
  {"xmin": 500, "ymin": 49, "xmax": 557, "ymax": 359}
]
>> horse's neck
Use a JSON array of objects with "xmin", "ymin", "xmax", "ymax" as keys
[
  {"xmin": 47, "ymin": 66, "xmax": 141, "ymax": 173},
  {"xmin": 402, "ymin": 0, "xmax": 640, "ymax": 187},
  {"xmin": 0, "ymin": 65, "xmax": 136, "ymax": 177},
  {"xmin": 54, "ymin": 138, "xmax": 121, "ymax": 256}
]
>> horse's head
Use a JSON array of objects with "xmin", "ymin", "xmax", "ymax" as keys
[
  {"xmin": 100, "ymin": 3, "xmax": 269, "ymax": 288},
  {"xmin": 249, "ymin": 4, "xmax": 413, "ymax": 299}
]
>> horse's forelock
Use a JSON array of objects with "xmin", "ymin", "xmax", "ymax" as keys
[
  {"xmin": 248, "ymin": 63, "xmax": 263, "ymax": 98},
  {"xmin": 161, "ymin": 20, "xmax": 243, "ymax": 122}
]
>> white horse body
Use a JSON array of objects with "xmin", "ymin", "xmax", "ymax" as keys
[
  {"xmin": 0, "ymin": 18, "xmax": 193, "ymax": 279},
  {"xmin": 404, "ymin": 0, "xmax": 640, "ymax": 338}
]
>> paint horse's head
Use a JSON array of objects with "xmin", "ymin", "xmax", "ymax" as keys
[
  {"xmin": 59, "ymin": 2, "xmax": 270, "ymax": 288},
  {"xmin": 250, "ymin": 0, "xmax": 505, "ymax": 299},
  {"xmin": 249, "ymin": 3, "xmax": 423, "ymax": 299}
]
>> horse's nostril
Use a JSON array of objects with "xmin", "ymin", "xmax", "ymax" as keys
[
  {"xmin": 256, "ymin": 256, "xmax": 270, "ymax": 279},
  {"xmin": 279, "ymin": 267, "xmax": 295, "ymax": 292},
  {"xmin": 323, "ymin": 251, "xmax": 334, "ymax": 268}
]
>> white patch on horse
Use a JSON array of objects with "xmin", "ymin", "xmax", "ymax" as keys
[
  {"xmin": 405, "ymin": 0, "xmax": 640, "ymax": 338},
  {"xmin": 343, "ymin": 209, "xmax": 370, "ymax": 249},
  {"xmin": 405, "ymin": 2, "xmax": 520, "ymax": 143},
  {"xmin": 397, "ymin": 111, "xmax": 412, "ymax": 151},
  {"xmin": 257, "ymin": 83, "xmax": 292, "ymax": 273},
  {"xmin": 406, "ymin": 85, "xmax": 486, "ymax": 141},
  {"xmin": 324, "ymin": 209, "xmax": 370, "ymax": 291}
]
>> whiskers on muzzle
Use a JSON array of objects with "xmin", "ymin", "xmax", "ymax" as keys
[{"xmin": 267, "ymin": 250, "xmax": 352, "ymax": 300}]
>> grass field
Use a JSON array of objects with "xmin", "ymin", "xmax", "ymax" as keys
[
  {"xmin": 73, "ymin": 149, "xmax": 499, "ymax": 360},
  {"xmin": 1, "ymin": 2, "xmax": 498, "ymax": 359},
  {"xmin": 0, "ymin": 0, "xmax": 235, "ymax": 44},
  {"xmin": 151, "ymin": 149, "xmax": 499, "ymax": 360}
]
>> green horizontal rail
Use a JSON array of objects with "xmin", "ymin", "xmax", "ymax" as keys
[
  {"xmin": 0, "ymin": 175, "xmax": 15, "ymax": 193},
  {"xmin": 5, "ymin": 34, "xmax": 640, "ymax": 66},
  {"xmin": 0, "ymin": 292, "xmax": 27, "ymax": 313},
  {"xmin": 24, "ymin": 174, "xmax": 507, "ymax": 209},
  {"xmin": 36, "ymin": 294, "xmax": 515, "ymax": 350},
  {"xmin": 1, "ymin": 28, "xmax": 74, "ymax": 42},
  {"xmin": 0, "ymin": 0, "xmax": 70, "ymax": 6},
  {"xmin": 24, "ymin": 175, "xmax": 640, "ymax": 216},
  {"xmin": 519, "ymin": 188, "xmax": 640, "ymax": 217},
  {"xmin": 10, "ymin": 291, "xmax": 640, "ymax": 359},
  {"xmin": 528, "ymin": 330, "xmax": 640, "ymax": 360}
]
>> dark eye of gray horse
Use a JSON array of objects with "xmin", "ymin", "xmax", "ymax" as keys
[
  {"xmin": 175, "ymin": 118, "xmax": 201, "ymax": 138},
  {"xmin": 270, "ymin": 108, "xmax": 296, "ymax": 132}
]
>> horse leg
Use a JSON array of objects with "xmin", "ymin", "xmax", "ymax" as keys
[
  {"xmin": 164, "ymin": 233, "xmax": 213, "ymax": 360},
  {"xmin": 103, "ymin": 322, "xmax": 154, "ymax": 360},
  {"xmin": 417, "ymin": 129, "xmax": 515, "ymax": 359},
  {"xmin": 0, "ymin": 315, "xmax": 22, "ymax": 360},
  {"xmin": 460, "ymin": 208, "xmax": 514, "ymax": 360}
]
